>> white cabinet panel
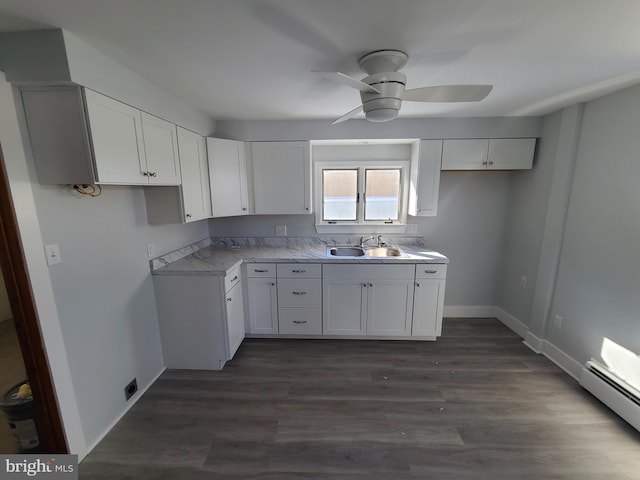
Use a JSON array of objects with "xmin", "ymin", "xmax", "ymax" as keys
[
  {"xmin": 247, "ymin": 277, "xmax": 278, "ymax": 334},
  {"xmin": 441, "ymin": 139, "xmax": 488, "ymax": 170},
  {"xmin": 250, "ymin": 141, "xmax": 311, "ymax": 214},
  {"xmin": 323, "ymin": 278, "xmax": 367, "ymax": 335},
  {"xmin": 84, "ymin": 88, "xmax": 147, "ymax": 183},
  {"xmin": 277, "ymin": 279, "xmax": 322, "ymax": 308},
  {"xmin": 367, "ymin": 279, "xmax": 414, "ymax": 337},
  {"xmin": 207, "ymin": 138, "xmax": 249, "ymax": 217},
  {"xmin": 488, "ymin": 138, "xmax": 536, "ymax": 170},
  {"xmin": 412, "ymin": 278, "xmax": 445, "ymax": 337},
  {"xmin": 279, "ymin": 308, "xmax": 322, "ymax": 335},
  {"xmin": 409, "ymin": 139, "xmax": 442, "ymax": 216},
  {"xmin": 140, "ymin": 112, "xmax": 180, "ymax": 184},
  {"xmin": 225, "ymin": 281, "xmax": 245, "ymax": 358}
]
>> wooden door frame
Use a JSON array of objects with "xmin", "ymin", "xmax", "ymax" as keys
[{"xmin": 0, "ymin": 145, "xmax": 68, "ymax": 452}]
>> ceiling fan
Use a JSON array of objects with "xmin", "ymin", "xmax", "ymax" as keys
[{"xmin": 313, "ymin": 49, "xmax": 493, "ymax": 124}]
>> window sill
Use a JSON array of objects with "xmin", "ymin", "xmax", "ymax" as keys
[{"xmin": 315, "ymin": 224, "xmax": 409, "ymax": 234}]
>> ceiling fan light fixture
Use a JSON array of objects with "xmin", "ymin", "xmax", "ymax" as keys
[{"xmin": 365, "ymin": 108, "xmax": 399, "ymax": 122}]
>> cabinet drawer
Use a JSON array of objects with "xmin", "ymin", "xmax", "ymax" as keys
[
  {"xmin": 279, "ymin": 308, "xmax": 322, "ymax": 335},
  {"xmin": 278, "ymin": 279, "xmax": 321, "ymax": 307},
  {"xmin": 224, "ymin": 267, "xmax": 242, "ymax": 292},
  {"xmin": 277, "ymin": 263, "xmax": 321, "ymax": 278},
  {"xmin": 246, "ymin": 263, "xmax": 276, "ymax": 277},
  {"xmin": 415, "ymin": 264, "xmax": 447, "ymax": 279},
  {"xmin": 323, "ymin": 264, "xmax": 415, "ymax": 279}
]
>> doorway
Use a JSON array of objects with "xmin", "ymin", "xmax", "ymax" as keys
[{"xmin": 0, "ymin": 144, "xmax": 67, "ymax": 453}]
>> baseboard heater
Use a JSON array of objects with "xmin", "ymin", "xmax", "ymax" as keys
[{"xmin": 579, "ymin": 360, "xmax": 640, "ymax": 432}]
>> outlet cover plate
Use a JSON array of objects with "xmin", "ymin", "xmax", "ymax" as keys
[{"xmin": 44, "ymin": 244, "xmax": 62, "ymax": 265}]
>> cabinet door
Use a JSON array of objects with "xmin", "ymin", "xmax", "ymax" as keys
[
  {"xmin": 207, "ymin": 138, "xmax": 249, "ymax": 217},
  {"xmin": 84, "ymin": 89, "xmax": 147, "ymax": 184},
  {"xmin": 367, "ymin": 278, "xmax": 414, "ymax": 336},
  {"xmin": 177, "ymin": 128, "xmax": 212, "ymax": 222},
  {"xmin": 323, "ymin": 278, "xmax": 367, "ymax": 335},
  {"xmin": 251, "ymin": 141, "xmax": 311, "ymax": 214},
  {"xmin": 412, "ymin": 278, "xmax": 445, "ymax": 337},
  {"xmin": 441, "ymin": 139, "xmax": 489, "ymax": 170},
  {"xmin": 247, "ymin": 277, "xmax": 278, "ymax": 334},
  {"xmin": 225, "ymin": 282, "xmax": 246, "ymax": 359},
  {"xmin": 409, "ymin": 139, "xmax": 442, "ymax": 216},
  {"xmin": 488, "ymin": 138, "xmax": 536, "ymax": 170},
  {"xmin": 140, "ymin": 112, "xmax": 181, "ymax": 185}
]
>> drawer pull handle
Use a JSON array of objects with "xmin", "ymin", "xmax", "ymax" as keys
[
  {"xmin": 230, "ymin": 275, "xmax": 238, "ymax": 282},
  {"xmin": 424, "ymin": 270, "xmax": 437, "ymax": 274},
  {"xmin": 254, "ymin": 269, "xmax": 269, "ymax": 273},
  {"xmin": 293, "ymin": 320, "xmax": 307, "ymax": 324},
  {"xmin": 292, "ymin": 269, "xmax": 307, "ymax": 273},
  {"xmin": 292, "ymin": 291, "xmax": 307, "ymax": 295}
]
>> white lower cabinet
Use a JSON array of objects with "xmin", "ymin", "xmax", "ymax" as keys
[
  {"xmin": 277, "ymin": 264, "xmax": 322, "ymax": 335},
  {"xmin": 153, "ymin": 268, "xmax": 244, "ymax": 370},
  {"xmin": 246, "ymin": 264, "xmax": 279, "ymax": 334},
  {"xmin": 412, "ymin": 264, "xmax": 447, "ymax": 338},
  {"xmin": 323, "ymin": 264, "xmax": 416, "ymax": 337}
]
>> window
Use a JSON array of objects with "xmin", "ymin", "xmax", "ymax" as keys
[{"xmin": 315, "ymin": 159, "xmax": 410, "ymax": 231}]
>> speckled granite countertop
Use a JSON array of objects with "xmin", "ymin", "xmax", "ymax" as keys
[{"xmin": 151, "ymin": 237, "xmax": 448, "ymax": 277}]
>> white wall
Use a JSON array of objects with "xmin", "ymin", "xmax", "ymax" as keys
[
  {"xmin": 545, "ymin": 84, "xmax": 640, "ymax": 365},
  {"xmin": 497, "ymin": 111, "xmax": 560, "ymax": 325},
  {"xmin": 0, "ymin": 35, "xmax": 214, "ymax": 455}
]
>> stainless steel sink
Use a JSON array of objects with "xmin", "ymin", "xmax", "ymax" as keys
[
  {"xmin": 326, "ymin": 245, "xmax": 405, "ymax": 258},
  {"xmin": 365, "ymin": 246, "xmax": 403, "ymax": 257},
  {"xmin": 327, "ymin": 246, "xmax": 366, "ymax": 257}
]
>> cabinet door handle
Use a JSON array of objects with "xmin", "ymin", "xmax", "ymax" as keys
[
  {"xmin": 369, "ymin": 283, "xmax": 373, "ymax": 287},
  {"xmin": 242, "ymin": 207, "xmax": 247, "ymax": 211},
  {"xmin": 271, "ymin": 282, "xmax": 275, "ymax": 286},
  {"xmin": 292, "ymin": 291, "xmax": 307, "ymax": 295},
  {"xmin": 186, "ymin": 213, "xmax": 192, "ymax": 218},
  {"xmin": 142, "ymin": 171, "xmax": 149, "ymax": 176},
  {"xmin": 424, "ymin": 270, "xmax": 437, "ymax": 274},
  {"xmin": 230, "ymin": 275, "xmax": 238, "ymax": 282},
  {"xmin": 293, "ymin": 320, "xmax": 307, "ymax": 324},
  {"xmin": 254, "ymin": 269, "xmax": 268, "ymax": 273},
  {"xmin": 149, "ymin": 172, "xmax": 157, "ymax": 177},
  {"xmin": 416, "ymin": 283, "xmax": 421, "ymax": 287},
  {"xmin": 227, "ymin": 298, "xmax": 232, "ymax": 302},
  {"xmin": 481, "ymin": 161, "xmax": 488, "ymax": 165},
  {"xmin": 488, "ymin": 161, "xmax": 494, "ymax": 165},
  {"xmin": 363, "ymin": 283, "xmax": 368, "ymax": 288},
  {"xmin": 291, "ymin": 269, "xmax": 307, "ymax": 273}
]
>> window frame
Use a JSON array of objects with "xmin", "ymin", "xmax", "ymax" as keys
[{"xmin": 314, "ymin": 159, "xmax": 411, "ymax": 233}]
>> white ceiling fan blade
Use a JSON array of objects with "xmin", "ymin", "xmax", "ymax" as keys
[
  {"xmin": 331, "ymin": 105, "xmax": 364, "ymax": 125},
  {"xmin": 403, "ymin": 85, "xmax": 493, "ymax": 102},
  {"xmin": 313, "ymin": 71, "xmax": 380, "ymax": 94}
]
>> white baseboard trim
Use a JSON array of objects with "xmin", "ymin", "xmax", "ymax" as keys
[
  {"xmin": 80, "ymin": 366, "xmax": 166, "ymax": 461},
  {"xmin": 443, "ymin": 305, "xmax": 496, "ymax": 318},
  {"xmin": 538, "ymin": 339, "xmax": 583, "ymax": 381},
  {"xmin": 523, "ymin": 331, "xmax": 544, "ymax": 353},
  {"xmin": 493, "ymin": 307, "xmax": 529, "ymax": 339}
]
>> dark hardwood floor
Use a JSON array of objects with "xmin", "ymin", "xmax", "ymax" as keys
[{"xmin": 80, "ymin": 318, "xmax": 640, "ymax": 479}]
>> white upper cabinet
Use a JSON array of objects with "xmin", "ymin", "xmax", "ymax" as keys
[
  {"xmin": 250, "ymin": 141, "xmax": 311, "ymax": 214},
  {"xmin": 441, "ymin": 138, "xmax": 536, "ymax": 170},
  {"xmin": 408, "ymin": 140, "xmax": 442, "ymax": 217},
  {"xmin": 177, "ymin": 128, "xmax": 211, "ymax": 221},
  {"xmin": 144, "ymin": 127, "xmax": 212, "ymax": 224},
  {"xmin": 207, "ymin": 138, "xmax": 250, "ymax": 217},
  {"xmin": 139, "ymin": 111, "xmax": 180, "ymax": 184},
  {"xmin": 83, "ymin": 88, "xmax": 148, "ymax": 183},
  {"xmin": 21, "ymin": 86, "xmax": 182, "ymax": 185}
]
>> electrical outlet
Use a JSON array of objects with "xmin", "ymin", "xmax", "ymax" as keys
[
  {"xmin": 275, "ymin": 225, "xmax": 287, "ymax": 237},
  {"xmin": 553, "ymin": 314, "xmax": 563, "ymax": 329},
  {"xmin": 520, "ymin": 276, "xmax": 527, "ymax": 288},
  {"xmin": 44, "ymin": 244, "xmax": 62, "ymax": 265},
  {"xmin": 124, "ymin": 378, "xmax": 138, "ymax": 401},
  {"xmin": 146, "ymin": 243, "xmax": 155, "ymax": 258}
]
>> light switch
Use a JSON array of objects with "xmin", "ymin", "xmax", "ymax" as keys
[{"xmin": 44, "ymin": 244, "xmax": 62, "ymax": 265}]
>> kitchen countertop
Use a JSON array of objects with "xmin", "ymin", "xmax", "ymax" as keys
[{"xmin": 152, "ymin": 237, "xmax": 448, "ymax": 277}]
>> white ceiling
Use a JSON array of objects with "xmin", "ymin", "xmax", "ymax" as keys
[{"xmin": 1, "ymin": 0, "xmax": 640, "ymax": 121}]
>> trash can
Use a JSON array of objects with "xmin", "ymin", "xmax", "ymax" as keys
[{"xmin": 0, "ymin": 381, "xmax": 40, "ymax": 451}]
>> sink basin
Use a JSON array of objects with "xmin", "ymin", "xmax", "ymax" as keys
[
  {"xmin": 365, "ymin": 246, "xmax": 404, "ymax": 257},
  {"xmin": 328, "ymin": 246, "xmax": 366, "ymax": 257}
]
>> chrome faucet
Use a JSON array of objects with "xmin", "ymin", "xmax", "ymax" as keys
[{"xmin": 360, "ymin": 235, "xmax": 377, "ymax": 247}]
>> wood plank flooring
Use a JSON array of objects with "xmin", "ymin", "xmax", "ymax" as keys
[{"xmin": 79, "ymin": 318, "xmax": 640, "ymax": 479}]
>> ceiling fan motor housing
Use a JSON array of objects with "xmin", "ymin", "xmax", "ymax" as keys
[{"xmin": 360, "ymin": 72, "xmax": 406, "ymax": 122}]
